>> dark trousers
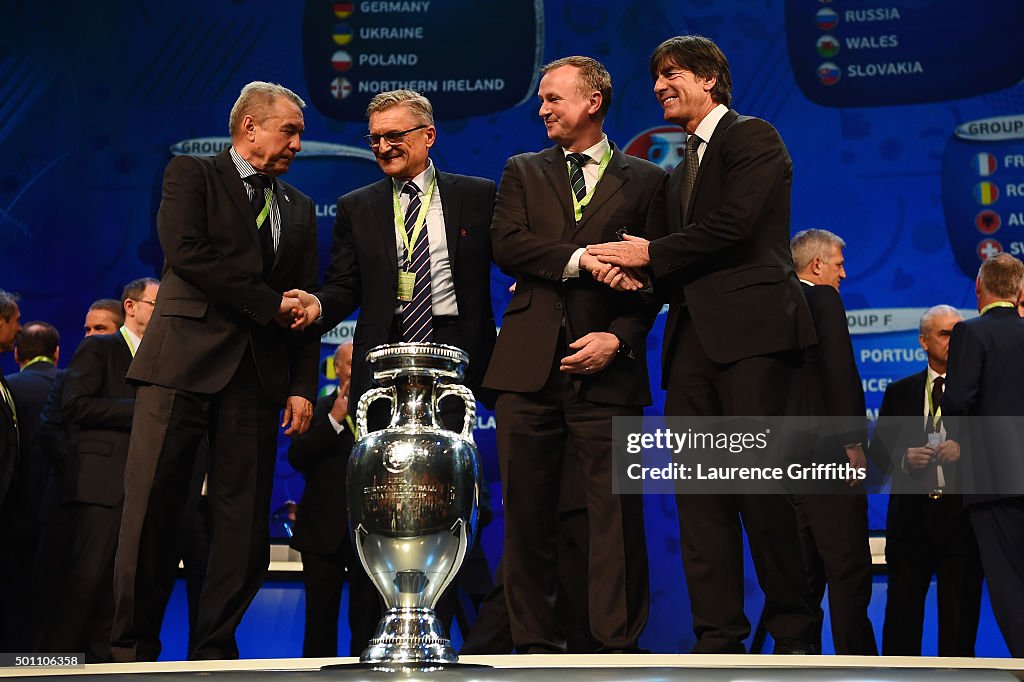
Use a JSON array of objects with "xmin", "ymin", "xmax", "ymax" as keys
[
  {"xmin": 883, "ymin": 494, "xmax": 982, "ymax": 656},
  {"xmin": 496, "ymin": 360, "xmax": 648, "ymax": 653},
  {"xmin": 666, "ymin": 319, "xmax": 816, "ymax": 653},
  {"xmin": 460, "ymin": 508, "xmax": 596, "ymax": 655},
  {"xmin": 795, "ymin": 493, "xmax": 877, "ymax": 655},
  {"xmin": 300, "ymin": 542, "xmax": 381, "ymax": 658},
  {"xmin": 968, "ymin": 497, "xmax": 1024, "ymax": 657},
  {"xmin": 39, "ymin": 501, "xmax": 122, "ymax": 661},
  {"xmin": 111, "ymin": 353, "xmax": 280, "ymax": 661}
]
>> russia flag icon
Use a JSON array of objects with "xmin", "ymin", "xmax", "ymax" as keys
[
  {"xmin": 973, "ymin": 152, "xmax": 997, "ymax": 177},
  {"xmin": 817, "ymin": 62, "xmax": 841, "ymax": 86},
  {"xmin": 816, "ymin": 8, "xmax": 839, "ymax": 30}
]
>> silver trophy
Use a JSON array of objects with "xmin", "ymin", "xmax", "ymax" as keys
[{"xmin": 347, "ymin": 342, "xmax": 480, "ymax": 664}]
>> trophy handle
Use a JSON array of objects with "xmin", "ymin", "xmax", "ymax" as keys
[
  {"xmin": 356, "ymin": 386, "xmax": 395, "ymax": 436},
  {"xmin": 436, "ymin": 384, "xmax": 476, "ymax": 439}
]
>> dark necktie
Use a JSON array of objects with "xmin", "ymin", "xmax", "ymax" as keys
[
  {"xmin": 243, "ymin": 173, "xmax": 276, "ymax": 274},
  {"xmin": 566, "ymin": 152, "xmax": 590, "ymax": 204},
  {"xmin": 930, "ymin": 376, "xmax": 944, "ymax": 433},
  {"xmin": 681, "ymin": 134, "xmax": 702, "ymax": 224},
  {"xmin": 401, "ymin": 181, "xmax": 433, "ymax": 343}
]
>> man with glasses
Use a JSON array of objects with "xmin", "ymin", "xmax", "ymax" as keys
[
  {"xmin": 288, "ymin": 89, "xmax": 497, "ymax": 419},
  {"xmin": 38, "ymin": 278, "xmax": 158, "ymax": 661}
]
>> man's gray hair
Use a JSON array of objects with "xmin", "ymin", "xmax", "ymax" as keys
[
  {"xmin": 791, "ymin": 228, "xmax": 847, "ymax": 272},
  {"xmin": 228, "ymin": 81, "xmax": 306, "ymax": 136},
  {"xmin": 0, "ymin": 289, "xmax": 18, "ymax": 322},
  {"xmin": 919, "ymin": 304, "xmax": 961, "ymax": 335},
  {"xmin": 365, "ymin": 90, "xmax": 434, "ymax": 125}
]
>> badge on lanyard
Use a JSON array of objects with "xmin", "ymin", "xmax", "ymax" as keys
[{"xmin": 397, "ymin": 270, "xmax": 416, "ymax": 302}]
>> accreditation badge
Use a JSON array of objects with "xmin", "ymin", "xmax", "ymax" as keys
[{"xmin": 397, "ymin": 270, "xmax": 416, "ymax": 302}]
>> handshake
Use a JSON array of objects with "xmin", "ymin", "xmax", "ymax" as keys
[
  {"xmin": 581, "ymin": 234, "xmax": 654, "ymax": 291},
  {"xmin": 275, "ymin": 289, "xmax": 322, "ymax": 330}
]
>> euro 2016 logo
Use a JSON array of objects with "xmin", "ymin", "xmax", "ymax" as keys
[{"xmin": 624, "ymin": 126, "xmax": 689, "ymax": 171}]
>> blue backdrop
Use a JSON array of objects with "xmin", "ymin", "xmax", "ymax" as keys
[{"xmin": 3, "ymin": 0, "xmax": 1023, "ymax": 656}]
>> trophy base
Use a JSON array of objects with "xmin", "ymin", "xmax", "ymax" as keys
[{"xmin": 359, "ymin": 606, "xmax": 458, "ymax": 664}]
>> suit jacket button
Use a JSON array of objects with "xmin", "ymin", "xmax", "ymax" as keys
[{"xmin": 555, "ymin": 302, "xmax": 563, "ymax": 310}]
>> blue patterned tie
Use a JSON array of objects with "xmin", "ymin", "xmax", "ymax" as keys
[{"xmin": 401, "ymin": 181, "xmax": 433, "ymax": 343}]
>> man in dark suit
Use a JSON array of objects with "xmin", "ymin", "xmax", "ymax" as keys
[
  {"xmin": 943, "ymin": 253, "xmax": 1024, "ymax": 656},
  {"xmin": 4, "ymin": 321, "xmax": 60, "ymax": 530},
  {"xmin": 0, "ymin": 320, "xmax": 59, "ymax": 651},
  {"xmin": 871, "ymin": 304, "xmax": 983, "ymax": 656},
  {"xmin": 589, "ymin": 35, "xmax": 818, "ymax": 654},
  {"xmin": 288, "ymin": 89, "xmax": 496, "ymax": 415},
  {"xmin": 6, "ymin": 321, "xmax": 60, "ymax": 473},
  {"xmin": 484, "ymin": 56, "xmax": 666, "ymax": 654},
  {"xmin": 0, "ymin": 288, "xmax": 22, "ymax": 651},
  {"xmin": 37, "ymin": 278, "xmax": 158, "ymax": 661},
  {"xmin": 111, "ymin": 81, "xmax": 320, "ymax": 662},
  {"xmin": 0, "ymin": 290, "xmax": 21, "ymax": 508},
  {"xmin": 787, "ymin": 229, "xmax": 875, "ymax": 655},
  {"xmin": 29, "ymin": 300, "xmax": 124, "ymax": 651},
  {"xmin": 287, "ymin": 342, "xmax": 379, "ymax": 657}
]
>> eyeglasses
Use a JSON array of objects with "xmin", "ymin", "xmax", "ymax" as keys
[
  {"xmin": 364, "ymin": 124, "xmax": 428, "ymax": 149},
  {"xmin": 133, "ymin": 299, "xmax": 157, "ymax": 306}
]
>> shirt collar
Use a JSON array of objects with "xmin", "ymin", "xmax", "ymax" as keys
[
  {"xmin": 230, "ymin": 146, "xmax": 261, "ymax": 180},
  {"xmin": 562, "ymin": 134, "xmax": 609, "ymax": 164},
  {"xmin": 394, "ymin": 159, "xmax": 435, "ymax": 195},
  {"xmin": 799, "ymin": 278, "xmax": 815, "ymax": 286},
  {"xmin": 926, "ymin": 365, "xmax": 946, "ymax": 385},
  {"xmin": 121, "ymin": 325, "xmax": 142, "ymax": 353},
  {"xmin": 693, "ymin": 103, "xmax": 729, "ymax": 145}
]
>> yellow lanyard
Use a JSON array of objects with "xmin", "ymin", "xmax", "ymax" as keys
[
  {"xmin": 0, "ymin": 380, "xmax": 15, "ymax": 422},
  {"xmin": 21, "ymin": 356, "xmax": 54, "ymax": 370},
  {"xmin": 119, "ymin": 326, "xmax": 138, "ymax": 357},
  {"xmin": 980, "ymin": 301, "xmax": 1015, "ymax": 315},
  {"xmin": 567, "ymin": 146, "xmax": 613, "ymax": 222},
  {"xmin": 344, "ymin": 414, "xmax": 356, "ymax": 438},
  {"xmin": 393, "ymin": 176, "xmax": 438, "ymax": 268}
]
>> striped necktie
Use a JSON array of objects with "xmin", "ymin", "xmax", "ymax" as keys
[
  {"xmin": 566, "ymin": 152, "xmax": 590, "ymax": 204},
  {"xmin": 401, "ymin": 181, "xmax": 433, "ymax": 343}
]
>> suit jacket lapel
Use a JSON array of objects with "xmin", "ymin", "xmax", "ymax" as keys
[
  {"xmin": 541, "ymin": 146, "xmax": 574, "ymax": 234},
  {"xmin": 371, "ymin": 178, "xmax": 399, "ymax": 279},
  {"xmin": 213, "ymin": 150, "xmax": 261, "ymax": 252},
  {"xmin": 686, "ymin": 109, "xmax": 738, "ymax": 223},
  {"xmin": 573, "ymin": 144, "xmax": 627, "ymax": 236},
  {"xmin": 437, "ymin": 171, "xmax": 461, "ymax": 274},
  {"xmin": 0, "ymin": 376, "xmax": 14, "ymax": 423}
]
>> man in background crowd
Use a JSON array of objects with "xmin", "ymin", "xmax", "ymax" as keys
[
  {"xmin": 287, "ymin": 342, "xmax": 379, "ymax": 658},
  {"xmin": 944, "ymin": 253, "xmax": 1024, "ymax": 657},
  {"xmin": 873, "ymin": 305, "xmax": 983, "ymax": 656},
  {"xmin": 788, "ymin": 229, "xmax": 875, "ymax": 655}
]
